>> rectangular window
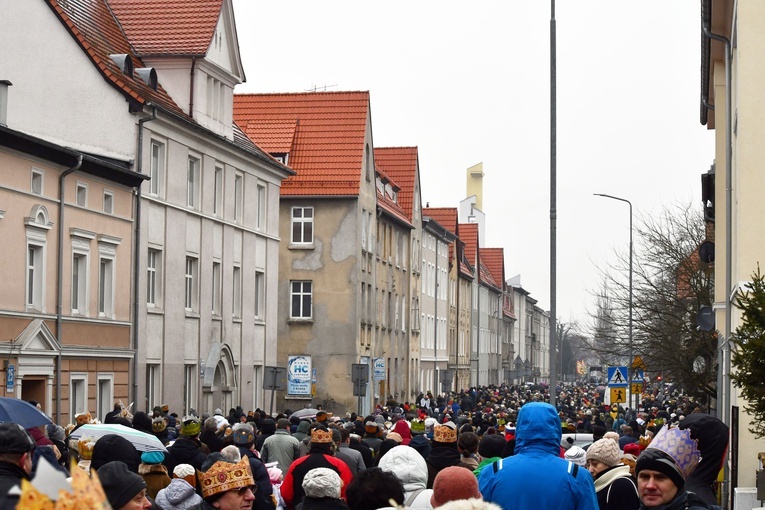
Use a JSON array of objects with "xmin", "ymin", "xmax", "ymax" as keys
[
  {"xmin": 233, "ymin": 266, "xmax": 242, "ymax": 318},
  {"xmin": 291, "ymin": 207, "xmax": 314, "ymax": 244},
  {"xmin": 76, "ymin": 182, "xmax": 87, "ymax": 207},
  {"xmin": 27, "ymin": 244, "xmax": 44, "ymax": 310},
  {"xmin": 234, "ymin": 173, "xmax": 243, "ymax": 223},
  {"xmin": 185, "ymin": 256, "xmax": 198, "ymax": 311},
  {"xmin": 70, "ymin": 373, "xmax": 88, "ymax": 421},
  {"xmin": 146, "ymin": 365, "xmax": 159, "ymax": 412},
  {"xmin": 257, "ymin": 184, "xmax": 266, "ymax": 230},
  {"xmin": 31, "ymin": 169, "xmax": 43, "ymax": 195},
  {"xmin": 290, "ymin": 280, "xmax": 312, "ymax": 319},
  {"xmin": 150, "ymin": 141, "xmax": 164, "ymax": 196},
  {"xmin": 254, "ymin": 271, "xmax": 264, "ymax": 319},
  {"xmin": 98, "ymin": 257, "xmax": 114, "ymax": 317},
  {"xmin": 183, "ymin": 365, "xmax": 196, "ymax": 416},
  {"xmin": 212, "ymin": 261, "xmax": 221, "ymax": 315},
  {"xmin": 103, "ymin": 191, "xmax": 114, "ymax": 214},
  {"xmin": 187, "ymin": 157, "xmax": 199, "ymax": 208},
  {"xmin": 96, "ymin": 374, "xmax": 113, "ymax": 424},
  {"xmin": 147, "ymin": 249, "xmax": 161, "ymax": 307},
  {"xmin": 214, "ymin": 167, "xmax": 223, "ymax": 216},
  {"xmin": 72, "ymin": 252, "xmax": 87, "ymax": 313}
]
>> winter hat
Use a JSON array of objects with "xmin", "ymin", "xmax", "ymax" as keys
[
  {"xmin": 592, "ymin": 425, "xmax": 607, "ymax": 441},
  {"xmin": 478, "ymin": 434, "xmax": 506, "ymax": 459},
  {"xmin": 232, "ymin": 423, "xmax": 255, "ymax": 445},
  {"xmin": 635, "ymin": 449, "xmax": 686, "ymax": 490},
  {"xmin": 565, "ymin": 445, "xmax": 587, "ymax": 467},
  {"xmin": 431, "ymin": 466, "xmax": 482, "ymax": 507},
  {"xmin": 140, "ymin": 451, "xmax": 164, "ymax": 465},
  {"xmin": 635, "ymin": 426, "xmax": 699, "ymax": 490},
  {"xmin": 91, "ymin": 434, "xmax": 140, "ymax": 473},
  {"xmin": 45, "ymin": 424, "xmax": 66, "ymax": 443},
  {"xmin": 173, "ymin": 463, "xmax": 198, "ymax": 488},
  {"xmin": 623, "ymin": 442, "xmax": 641, "ymax": 457},
  {"xmin": 409, "ymin": 434, "xmax": 432, "ymax": 459},
  {"xmin": 586, "ymin": 438, "xmax": 622, "ymax": 468},
  {"xmin": 603, "ymin": 431, "xmax": 620, "ymax": 443},
  {"xmin": 302, "ymin": 467, "xmax": 342, "ymax": 499},
  {"xmin": 98, "ymin": 461, "xmax": 147, "ymax": 510},
  {"xmin": 386, "ymin": 432, "xmax": 403, "ymax": 444}
]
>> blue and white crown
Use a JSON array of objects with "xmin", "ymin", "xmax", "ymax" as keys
[{"xmin": 646, "ymin": 426, "xmax": 700, "ymax": 478}]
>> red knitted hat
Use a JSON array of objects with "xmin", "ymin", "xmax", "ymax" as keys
[{"xmin": 431, "ymin": 466, "xmax": 481, "ymax": 507}]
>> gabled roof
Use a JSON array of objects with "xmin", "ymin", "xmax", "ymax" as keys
[
  {"xmin": 423, "ymin": 207, "xmax": 457, "ymax": 236},
  {"xmin": 106, "ymin": 0, "xmax": 223, "ymax": 56},
  {"xmin": 478, "ymin": 258, "xmax": 501, "ymax": 291},
  {"xmin": 244, "ymin": 119, "xmax": 298, "ymax": 154},
  {"xmin": 45, "ymin": 0, "xmax": 188, "ymax": 117},
  {"xmin": 233, "ymin": 91, "xmax": 370, "ymax": 197},
  {"xmin": 459, "ymin": 223, "xmax": 479, "ymax": 267},
  {"xmin": 375, "ymin": 147, "xmax": 418, "ymax": 221},
  {"xmin": 480, "ymin": 248, "xmax": 505, "ymax": 291},
  {"xmin": 456, "ymin": 239, "xmax": 474, "ymax": 280},
  {"xmin": 376, "ymin": 167, "xmax": 411, "ymax": 228}
]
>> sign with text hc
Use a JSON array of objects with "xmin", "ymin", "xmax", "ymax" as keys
[{"xmin": 287, "ymin": 355, "xmax": 312, "ymax": 395}]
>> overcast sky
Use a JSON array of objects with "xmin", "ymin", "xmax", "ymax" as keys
[{"xmin": 231, "ymin": 1, "xmax": 715, "ymax": 330}]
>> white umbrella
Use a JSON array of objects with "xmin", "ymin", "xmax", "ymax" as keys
[{"xmin": 68, "ymin": 423, "xmax": 167, "ymax": 452}]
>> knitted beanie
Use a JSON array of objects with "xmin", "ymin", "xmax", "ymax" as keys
[
  {"xmin": 173, "ymin": 463, "xmax": 197, "ymax": 488},
  {"xmin": 477, "ymin": 434, "xmax": 506, "ymax": 459},
  {"xmin": 302, "ymin": 467, "xmax": 342, "ymax": 499},
  {"xmin": 98, "ymin": 461, "xmax": 147, "ymax": 509},
  {"xmin": 431, "ymin": 466, "xmax": 481, "ymax": 507},
  {"xmin": 565, "ymin": 445, "xmax": 587, "ymax": 467},
  {"xmin": 635, "ymin": 448, "xmax": 685, "ymax": 490},
  {"xmin": 586, "ymin": 438, "xmax": 622, "ymax": 467}
]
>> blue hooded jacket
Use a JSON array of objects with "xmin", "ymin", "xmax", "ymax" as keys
[{"xmin": 479, "ymin": 402, "xmax": 598, "ymax": 510}]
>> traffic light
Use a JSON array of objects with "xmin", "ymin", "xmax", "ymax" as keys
[{"xmin": 657, "ymin": 375, "xmax": 662, "ymax": 381}]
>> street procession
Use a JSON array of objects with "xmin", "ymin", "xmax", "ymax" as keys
[{"xmin": 0, "ymin": 0, "xmax": 760, "ymax": 509}]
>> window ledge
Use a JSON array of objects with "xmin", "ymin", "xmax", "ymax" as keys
[
  {"xmin": 185, "ymin": 311, "xmax": 200, "ymax": 319},
  {"xmin": 212, "ymin": 314, "xmax": 222, "ymax": 321},
  {"xmin": 147, "ymin": 307, "xmax": 164, "ymax": 315},
  {"xmin": 233, "ymin": 317, "xmax": 242, "ymax": 324},
  {"xmin": 289, "ymin": 244, "xmax": 315, "ymax": 250},
  {"xmin": 288, "ymin": 318, "xmax": 314, "ymax": 325}
]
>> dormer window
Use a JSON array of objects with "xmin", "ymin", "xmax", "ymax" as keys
[{"xmin": 272, "ymin": 153, "xmax": 289, "ymax": 166}]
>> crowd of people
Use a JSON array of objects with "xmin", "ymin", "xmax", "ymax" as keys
[{"xmin": 0, "ymin": 382, "xmax": 729, "ymax": 510}]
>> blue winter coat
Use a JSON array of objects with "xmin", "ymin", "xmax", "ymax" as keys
[{"xmin": 478, "ymin": 402, "xmax": 599, "ymax": 510}]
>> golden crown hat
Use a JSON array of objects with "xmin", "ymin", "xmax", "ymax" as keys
[
  {"xmin": 198, "ymin": 456, "xmax": 254, "ymax": 499},
  {"xmin": 433, "ymin": 422, "xmax": 457, "ymax": 443},
  {"xmin": 17, "ymin": 458, "xmax": 109, "ymax": 509},
  {"xmin": 645, "ymin": 426, "xmax": 700, "ymax": 479},
  {"xmin": 310, "ymin": 428, "xmax": 333, "ymax": 443}
]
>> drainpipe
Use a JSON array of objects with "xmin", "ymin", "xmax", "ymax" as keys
[
  {"xmin": 702, "ymin": 24, "xmax": 732, "ymax": 509},
  {"xmin": 433, "ymin": 236, "xmax": 438, "ymax": 395},
  {"xmin": 188, "ymin": 57, "xmax": 196, "ymax": 118},
  {"xmin": 134, "ymin": 107, "xmax": 158, "ymax": 408},
  {"xmin": 56, "ymin": 155, "xmax": 83, "ymax": 424}
]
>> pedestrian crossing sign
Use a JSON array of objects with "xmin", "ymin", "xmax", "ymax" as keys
[
  {"xmin": 610, "ymin": 387, "xmax": 627, "ymax": 403},
  {"xmin": 607, "ymin": 366, "xmax": 628, "ymax": 386},
  {"xmin": 631, "ymin": 369, "xmax": 645, "ymax": 383}
]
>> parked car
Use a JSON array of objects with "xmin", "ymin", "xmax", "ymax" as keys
[{"xmin": 561, "ymin": 432, "xmax": 593, "ymax": 450}]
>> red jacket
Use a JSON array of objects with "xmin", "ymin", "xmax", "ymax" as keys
[{"xmin": 281, "ymin": 450, "xmax": 353, "ymax": 510}]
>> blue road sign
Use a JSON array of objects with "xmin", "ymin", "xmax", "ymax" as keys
[{"xmin": 607, "ymin": 366, "xmax": 628, "ymax": 386}]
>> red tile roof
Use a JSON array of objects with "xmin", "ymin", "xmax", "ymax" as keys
[
  {"xmin": 233, "ymin": 91, "xmax": 370, "ymax": 197},
  {"xmin": 45, "ymin": 0, "xmax": 188, "ymax": 118},
  {"xmin": 243, "ymin": 119, "xmax": 298, "ymax": 154},
  {"xmin": 423, "ymin": 208, "xmax": 457, "ymax": 237},
  {"xmin": 460, "ymin": 223, "xmax": 479, "ymax": 268},
  {"xmin": 375, "ymin": 147, "xmax": 418, "ymax": 221},
  {"xmin": 457, "ymin": 240, "xmax": 474, "ymax": 280},
  {"xmin": 480, "ymin": 248, "xmax": 505, "ymax": 291},
  {"xmin": 478, "ymin": 258, "xmax": 501, "ymax": 290},
  {"xmin": 106, "ymin": 0, "xmax": 223, "ymax": 56}
]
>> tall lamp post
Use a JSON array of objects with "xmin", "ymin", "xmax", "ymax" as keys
[{"xmin": 594, "ymin": 193, "xmax": 634, "ymax": 416}]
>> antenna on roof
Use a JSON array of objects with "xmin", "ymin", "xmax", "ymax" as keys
[{"xmin": 305, "ymin": 83, "xmax": 338, "ymax": 92}]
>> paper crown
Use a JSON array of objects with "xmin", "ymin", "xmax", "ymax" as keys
[
  {"xmin": 365, "ymin": 422, "xmax": 380, "ymax": 434},
  {"xmin": 77, "ymin": 437, "xmax": 96, "ymax": 460},
  {"xmin": 433, "ymin": 422, "xmax": 457, "ymax": 443},
  {"xmin": 152, "ymin": 417, "xmax": 167, "ymax": 433},
  {"xmin": 198, "ymin": 456, "xmax": 254, "ymax": 499},
  {"xmin": 310, "ymin": 428, "xmax": 333, "ymax": 443},
  {"xmin": 181, "ymin": 416, "xmax": 201, "ymax": 436},
  {"xmin": 232, "ymin": 424, "xmax": 254, "ymax": 445},
  {"xmin": 410, "ymin": 419, "xmax": 426, "ymax": 433},
  {"xmin": 17, "ymin": 458, "xmax": 109, "ymax": 509},
  {"xmin": 645, "ymin": 426, "xmax": 700, "ymax": 479},
  {"xmin": 74, "ymin": 412, "xmax": 92, "ymax": 426}
]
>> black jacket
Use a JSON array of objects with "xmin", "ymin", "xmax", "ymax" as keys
[
  {"xmin": 237, "ymin": 446, "xmax": 275, "ymax": 506},
  {"xmin": 163, "ymin": 437, "xmax": 207, "ymax": 474},
  {"xmin": 0, "ymin": 461, "xmax": 28, "ymax": 509}
]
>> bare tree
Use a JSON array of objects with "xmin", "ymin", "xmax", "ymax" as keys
[{"xmin": 589, "ymin": 202, "xmax": 716, "ymax": 407}]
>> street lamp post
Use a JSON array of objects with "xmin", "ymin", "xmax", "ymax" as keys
[{"xmin": 594, "ymin": 193, "xmax": 634, "ymax": 416}]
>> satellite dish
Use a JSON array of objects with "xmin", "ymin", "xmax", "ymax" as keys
[
  {"xmin": 699, "ymin": 241, "xmax": 715, "ymax": 264},
  {"xmin": 697, "ymin": 306, "xmax": 715, "ymax": 331}
]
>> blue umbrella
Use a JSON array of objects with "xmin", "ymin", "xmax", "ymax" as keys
[{"xmin": 0, "ymin": 397, "xmax": 52, "ymax": 429}]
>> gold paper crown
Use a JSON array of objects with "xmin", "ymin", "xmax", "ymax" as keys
[
  {"xmin": 311, "ymin": 428, "xmax": 333, "ymax": 443},
  {"xmin": 198, "ymin": 456, "xmax": 254, "ymax": 499},
  {"xmin": 646, "ymin": 426, "xmax": 700, "ymax": 479},
  {"xmin": 433, "ymin": 423, "xmax": 457, "ymax": 443},
  {"xmin": 17, "ymin": 459, "xmax": 109, "ymax": 509}
]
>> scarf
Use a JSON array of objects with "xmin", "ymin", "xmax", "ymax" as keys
[{"xmin": 594, "ymin": 464, "xmax": 633, "ymax": 493}]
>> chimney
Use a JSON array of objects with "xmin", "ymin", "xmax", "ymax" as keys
[{"xmin": 0, "ymin": 80, "xmax": 12, "ymax": 126}]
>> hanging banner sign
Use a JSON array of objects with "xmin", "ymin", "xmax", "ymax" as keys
[{"xmin": 287, "ymin": 355, "xmax": 312, "ymax": 395}]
